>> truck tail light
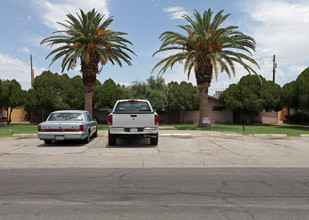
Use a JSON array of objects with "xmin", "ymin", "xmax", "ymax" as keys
[
  {"xmin": 155, "ymin": 114, "xmax": 159, "ymax": 125},
  {"xmin": 80, "ymin": 125, "xmax": 84, "ymax": 131},
  {"xmin": 38, "ymin": 125, "xmax": 41, "ymax": 132},
  {"xmin": 108, "ymin": 115, "xmax": 113, "ymax": 125}
]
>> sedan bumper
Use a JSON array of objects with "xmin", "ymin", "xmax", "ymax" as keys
[{"xmin": 37, "ymin": 132, "xmax": 88, "ymax": 141}]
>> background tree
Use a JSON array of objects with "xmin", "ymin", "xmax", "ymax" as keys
[
  {"xmin": 219, "ymin": 75, "xmax": 281, "ymax": 123},
  {"xmin": 125, "ymin": 76, "xmax": 168, "ymax": 111},
  {"xmin": 262, "ymin": 81, "xmax": 282, "ymax": 111},
  {"xmin": 152, "ymin": 9, "xmax": 259, "ymax": 127},
  {"xmin": 2, "ymin": 80, "xmax": 25, "ymax": 124},
  {"xmin": 24, "ymin": 71, "xmax": 83, "ymax": 120},
  {"xmin": 281, "ymin": 81, "xmax": 298, "ymax": 113},
  {"xmin": 296, "ymin": 67, "xmax": 309, "ymax": 112},
  {"xmin": 41, "ymin": 9, "xmax": 135, "ymax": 114},
  {"xmin": 33, "ymin": 71, "xmax": 70, "ymax": 111},
  {"xmin": 64, "ymin": 75, "xmax": 84, "ymax": 110},
  {"xmin": 0, "ymin": 80, "xmax": 3, "ymax": 108},
  {"xmin": 93, "ymin": 78, "xmax": 125, "ymax": 110},
  {"xmin": 167, "ymin": 81, "xmax": 199, "ymax": 123}
]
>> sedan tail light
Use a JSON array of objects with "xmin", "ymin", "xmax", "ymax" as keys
[
  {"xmin": 80, "ymin": 125, "xmax": 84, "ymax": 131},
  {"xmin": 38, "ymin": 125, "xmax": 41, "ymax": 132},
  {"xmin": 155, "ymin": 114, "xmax": 159, "ymax": 125},
  {"xmin": 108, "ymin": 115, "xmax": 113, "ymax": 125}
]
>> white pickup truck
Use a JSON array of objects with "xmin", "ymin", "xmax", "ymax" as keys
[{"xmin": 108, "ymin": 99, "xmax": 159, "ymax": 146}]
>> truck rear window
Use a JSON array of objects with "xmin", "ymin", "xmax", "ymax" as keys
[{"xmin": 115, "ymin": 101, "xmax": 151, "ymax": 112}]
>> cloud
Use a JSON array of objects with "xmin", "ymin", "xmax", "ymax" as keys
[
  {"xmin": 163, "ymin": 6, "xmax": 189, "ymax": 20},
  {"xmin": 32, "ymin": 0, "xmax": 109, "ymax": 30},
  {"xmin": 22, "ymin": 47, "xmax": 30, "ymax": 53},
  {"xmin": 243, "ymin": 0, "xmax": 309, "ymax": 81},
  {"xmin": 0, "ymin": 53, "xmax": 45, "ymax": 90}
]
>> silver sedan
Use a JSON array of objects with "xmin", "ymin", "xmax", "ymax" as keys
[{"xmin": 37, "ymin": 110, "xmax": 97, "ymax": 144}]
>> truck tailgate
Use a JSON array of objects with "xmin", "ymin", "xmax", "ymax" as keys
[{"xmin": 112, "ymin": 113, "xmax": 155, "ymax": 128}]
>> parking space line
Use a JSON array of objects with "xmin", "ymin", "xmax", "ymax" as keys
[{"xmin": 207, "ymin": 139, "xmax": 240, "ymax": 156}]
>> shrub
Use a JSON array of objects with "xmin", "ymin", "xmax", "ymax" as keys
[{"xmin": 286, "ymin": 112, "xmax": 309, "ymax": 123}]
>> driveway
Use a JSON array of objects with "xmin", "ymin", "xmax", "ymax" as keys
[{"xmin": 0, "ymin": 130, "xmax": 308, "ymax": 169}]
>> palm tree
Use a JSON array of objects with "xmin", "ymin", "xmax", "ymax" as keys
[
  {"xmin": 41, "ymin": 9, "xmax": 135, "ymax": 114},
  {"xmin": 152, "ymin": 9, "xmax": 259, "ymax": 127}
]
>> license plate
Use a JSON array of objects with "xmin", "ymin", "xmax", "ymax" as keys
[
  {"xmin": 130, "ymin": 128, "xmax": 138, "ymax": 132},
  {"xmin": 55, "ymin": 135, "xmax": 65, "ymax": 140}
]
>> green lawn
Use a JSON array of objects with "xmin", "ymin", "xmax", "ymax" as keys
[
  {"xmin": 0, "ymin": 124, "xmax": 109, "ymax": 137},
  {"xmin": 1, "ymin": 123, "xmax": 308, "ymax": 137},
  {"xmin": 161, "ymin": 124, "xmax": 309, "ymax": 136},
  {"xmin": 0, "ymin": 124, "xmax": 38, "ymax": 137}
]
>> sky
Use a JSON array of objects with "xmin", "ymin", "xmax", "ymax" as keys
[{"xmin": 0, "ymin": 0, "xmax": 308, "ymax": 96}]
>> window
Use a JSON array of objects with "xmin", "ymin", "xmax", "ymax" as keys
[
  {"xmin": 48, "ymin": 113, "xmax": 83, "ymax": 121},
  {"xmin": 85, "ymin": 113, "xmax": 92, "ymax": 121},
  {"xmin": 115, "ymin": 101, "xmax": 151, "ymax": 112},
  {"xmin": 212, "ymin": 106, "xmax": 226, "ymax": 112}
]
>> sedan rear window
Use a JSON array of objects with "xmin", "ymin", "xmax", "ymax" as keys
[
  {"xmin": 115, "ymin": 101, "xmax": 151, "ymax": 112},
  {"xmin": 48, "ymin": 113, "xmax": 84, "ymax": 121}
]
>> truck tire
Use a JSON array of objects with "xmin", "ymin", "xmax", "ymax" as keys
[
  {"xmin": 44, "ymin": 140, "xmax": 52, "ymax": 145},
  {"xmin": 150, "ymin": 134, "xmax": 158, "ymax": 145},
  {"xmin": 109, "ymin": 132, "xmax": 116, "ymax": 146}
]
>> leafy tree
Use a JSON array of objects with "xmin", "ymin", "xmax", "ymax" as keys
[
  {"xmin": 64, "ymin": 75, "xmax": 84, "ymax": 110},
  {"xmin": 167, "ymin": 81, "xmax": 199, "ymax": 111},
  {"xmin": 93, "ymin": 78, "xmax": 125, "ymax": 109},
  {"xmin": 41, "ymin": 9, "xmax": 135, "ymax": 114},
  {"xmin": 262, "ymin": 81, "xmax": 282, "ymax": 111},
  {"xmin": 33, "ymin": 71, "xmax": 70, "ymax": 111},
  {"xmin": 152, "ymin": 9, "xmax": 259, "ymax": 127},
  {"xmin": 281, "ymin": 81, "xmax": 298, "ymax": 111},
  {"xmin": 281, "ymin": 67, "xmax": 309, "ymax": 113},
  {"xmin": 219, "ymin": 75, "xmax": 281, "ymax": 123},
  {"xmin": 167, "ymin": 81, "xmax": 199, "ymax": 123},
  {"xmin": 125, "ymin": 76, "xmax": 168, "ymax": 111},
  {"xmin": 2, "ymin": 80, "xmax": 25, "ymax": 124},
  {"xmin": 296, "ymin": 67, "xmax": 309, "ymax": 112},
  {"xmin": 0, "ymin": 79, "xmax": 3, "ymax": 107}
]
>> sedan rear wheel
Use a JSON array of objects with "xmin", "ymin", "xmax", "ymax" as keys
[{"xmin": 84, "ymin": 131, "xmax": 90, "ymax": 143}]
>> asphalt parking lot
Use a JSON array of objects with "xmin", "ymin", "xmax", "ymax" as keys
[{"xmin": 0, "ymin": 130, "xmax": 309, "ymax": 169}]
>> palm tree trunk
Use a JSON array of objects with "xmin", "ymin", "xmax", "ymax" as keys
[
  {"xmin": 81, "ymin": 51, "xmax": 100, "ymax": 115},
  {"xmin": 198, "ymin": 83, "xmax": 210, "ymax": 128},
  {"xmin": 84, "ymin": 85, "xmax": 94, "ymax": 115},
  {"xmin": 195, "ymin": 55, "xmax": 212, "ymax": 128}
]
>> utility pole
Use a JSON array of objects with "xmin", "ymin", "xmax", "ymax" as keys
[
  {"xmin": 273, "ymin": 54, "xmax": 277, "ymax": 83},
  {"xmin": 30, "ymin": 54, "xmax": 34, "ymax": 88}
]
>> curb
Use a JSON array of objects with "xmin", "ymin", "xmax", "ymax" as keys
[
  {"xmin": 253, "ymin": 134, "xmax": 287, "ymax": 137},
  {"xmin": 12, "ymin": 134, "xmax": 37, "ymax": 137},
  {"xmin": 300, "ymin": 134, "xmax": 309, "ymax": 138},
  {"xmin": 159, "ymin": 134, "xmax": 191, "ymax": 137}
]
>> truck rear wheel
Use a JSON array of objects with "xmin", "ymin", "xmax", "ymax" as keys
[
  {"xmin": 150, "ymin": 134, "xmax": 158, "ymax": 145},
  {"xmin": 109, "ymin": 132, "xmax": 116, "ymax": 146},
  {"xmin": 44, "ymin": 140, "xmax": 52, "ymax": 145}
]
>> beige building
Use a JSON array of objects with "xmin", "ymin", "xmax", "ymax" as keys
[{"xmin": 0, "ymin": 107, "xmax": 27, "ymax": 123}]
